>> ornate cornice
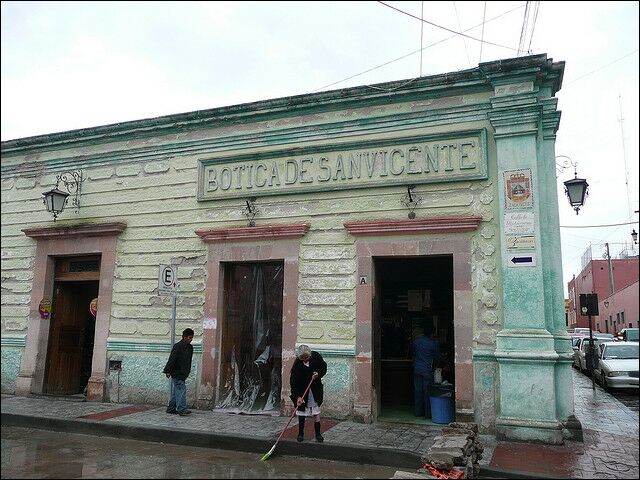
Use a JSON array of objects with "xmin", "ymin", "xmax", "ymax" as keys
[
  {"xmin": 22, "ymin": 222, "xmax": 127, "ymax": 239},
  {"xmin": 195, "ymin": 223, "xmax": 310, "ymax": 243},
  {"xmin": 343, "ymin": 216, "xmax": 482, "ymax": 236}
]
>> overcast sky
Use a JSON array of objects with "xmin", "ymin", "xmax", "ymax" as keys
[{"xmin": 2, "ymin": 1, "xmax": 638, "ymax": 295}]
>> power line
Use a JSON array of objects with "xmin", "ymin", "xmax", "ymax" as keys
[
  {"xmin": 377, "ymin": 1, "xmax": 518, "ymax": 52},
  {"xmin": 560, "ymin": 220, "xmax": 639, "ymax": 229},
  {"xmin": 517, "ymin": 1, "xmax": 531, "ymax": 56},
  {"xmin": 479, "ymin": 1, "xmax": 487, "ymax": 63},
  {"xmin": 312, "ymin": 3, "xmax": 525, "ymax": 92},
  {"xmin": 452, "ymin": 1, "xmax": 472, "ymax": 68},
  {"xmin": 526, "ymin": 1, "xmax": 540, "ymax": 54},
  {"xmin": 563, "ymin": 49, "xmax": 639, "ymax": 86}
]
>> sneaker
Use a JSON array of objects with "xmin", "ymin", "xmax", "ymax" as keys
[
  {"xmin": 178, "ymin": 410, "xmax": 192, "ymax": 416},
  {"xmin": 296, "ymin": 435, "xmax": 304, "ymax": 442},
  {"xmin": 315, "ymin": 434, "xmax": 324, "ymax": 443},
  {"xmin": 166, "ymin": 409, "xmax": 178, "ymax": 414}
]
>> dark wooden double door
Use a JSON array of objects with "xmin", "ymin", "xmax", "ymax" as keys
[{"xmin": 45, "ymin": 256, "xmax": 100, "ymax": 395}]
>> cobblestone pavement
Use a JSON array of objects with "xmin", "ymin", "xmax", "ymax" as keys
[
  {"xmin": 2, "ymin": 368, "xmax": 637, "ymax": 478},
  {"xmin": 490, "ymin": 369, "xmax": 639, "ymax": 479}
]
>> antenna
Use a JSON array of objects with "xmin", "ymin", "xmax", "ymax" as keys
[{"xmin": 618, "ymin": 94, "xmax": 635, "ymax": 254}]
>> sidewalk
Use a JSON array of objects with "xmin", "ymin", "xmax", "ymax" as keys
[{"xmin": 2, "ymin": 369, "xmax": 637, "ymax": 479}]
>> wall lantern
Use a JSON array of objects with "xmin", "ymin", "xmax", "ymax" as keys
[
  {"xmin": 632, "ymin": 229, "xmax": 638, "ymax": 245},
  {"xmin": 401, "ymin": 185, "xmax": 422, "ymax": 219},
  {"xmin": 42, "ymin": 170, "xmax": 83, "ymax": 221},
  {"xmin": 556, "ymin": 156, "xmax": 588, "ymax": 215},
  {"xmin": 242, "ymin": 197, "xmax": 259, "ymax": 226}
]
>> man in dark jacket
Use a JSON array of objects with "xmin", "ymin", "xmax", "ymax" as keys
[
  {"xmin": 289, "ymin": 344, "xmax": 327, "ymax": 442},
  {"xmin": 163, "ymin": 328, "xmax": 194, "ymax": 416}
]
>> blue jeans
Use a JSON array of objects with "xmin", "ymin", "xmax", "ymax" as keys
[
  {"xmin": 167, "ymin": 378, "xmax": 187, "ymax": 413},
  {"xmin": 414, "ymin": 372, "xmax": 433, "ymax": 418}
]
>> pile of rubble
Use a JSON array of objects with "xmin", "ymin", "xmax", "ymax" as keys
[{"xmin": 418, "ymin": 422, "xmax": 484, "ymax": 479}]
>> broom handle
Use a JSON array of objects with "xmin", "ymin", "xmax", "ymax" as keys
[{"xmin": 273, "ymin": 376, "xmax": 315, "ymax": 445}]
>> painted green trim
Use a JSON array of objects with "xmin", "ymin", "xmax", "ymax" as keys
[
  {"xmin": 197, "ymin": 129, "xmax": 489, "ymax": 201},
  {"xmin": 0, "ymin": 336, "xmax": 26, "ymax": 347},
  {"xmin": 107, "ymin": 339, "xmax": 203, "ymax": 354},
  {"xmin": 315, "ymin": 348, "xmax": 356, "ymax": 357},
  {"xmin": 1, "ymin": 105, "xmax": 491, "ymax": 178},
  {"xmin": 1, "ymin": 64, "xmax": 499, "ymax": 155},
  {"xmin": 472, "ymin": 349, "xmax": 497, "ymax": 361}
]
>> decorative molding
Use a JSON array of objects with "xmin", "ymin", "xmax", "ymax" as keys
[
  {"xmin": 195, "ymin": 223, "xmax": 309, "ymax": 243},
  {"xmin": 22, "ymin": 222, "xmax": 127, "ymax": 239},
  {"xmin": 1, "ymin": 336, "xmax": 27, "ymax": 347},
  {"xmin": 472, "ymin": 349, "xmax": 497, "ymax": 361},
  {"xmin": 107, "ymin": 339, "xmax": 203, "ymax": 354},
  {"xmin": 295, "ymin": 343, "xmax": 356, "ymax": 357},
  {"xmin": 344, "ymin": 216, "xmax": 482, "ymax": 236}
]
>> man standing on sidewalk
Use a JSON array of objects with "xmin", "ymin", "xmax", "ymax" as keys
[{"xmin": 163, "ymin": 328, "xmax": 194, "ymax": 416}]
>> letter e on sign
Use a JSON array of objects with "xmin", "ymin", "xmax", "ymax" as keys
[{"xmin": 158, "ymin": 265, "xmax": 178, "ymax": 296}]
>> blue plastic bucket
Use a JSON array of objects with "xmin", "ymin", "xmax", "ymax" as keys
[{"xmin": 430, "ymin": 395, "xmax": 454, "ymax": 424}]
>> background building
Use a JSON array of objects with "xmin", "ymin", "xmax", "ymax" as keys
[{"xmin": 567, "ymin": 255, "xmax": 639, "ymax": 331}]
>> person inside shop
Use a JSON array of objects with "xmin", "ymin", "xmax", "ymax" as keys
[
  {"xmin": 289, "ymin": 344, "xmax": 328, "ymax": 442},
  {"xmin": 163, "ymin": 327, "xmax": 194, "ymax": 416},
  {"xmin": 411, "ymin": 322, "xmax": 440, "ymax": 419}
]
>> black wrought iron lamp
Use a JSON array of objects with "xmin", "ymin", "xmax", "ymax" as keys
[
  {"xmin": 42, "ymin": 170, "xmax": 83, "ymax": 221},
  {"xmin": 401, "ymin": 185, "xmax": 422, "ymax": 219},
  {"xmin": 556, "ymin": 156, "xmax": 588, "ymax": 215}
]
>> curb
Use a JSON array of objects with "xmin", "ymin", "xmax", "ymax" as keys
[{"xmin": 1, "ymin": 412, "xmax": 422, "ymax": 469}]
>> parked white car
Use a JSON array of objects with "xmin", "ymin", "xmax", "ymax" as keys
[
  {"xmin": 594, "ymin": 342, "xmax": 639, "ymax": 390},
  {"xmin": 574, "ymin": 336, "xmax": 613, "ymax": 371}
]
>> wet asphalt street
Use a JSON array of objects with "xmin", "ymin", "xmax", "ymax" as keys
[{"xmin": 1, "ymin": 427, "xmax": 401, "ymax": 479}]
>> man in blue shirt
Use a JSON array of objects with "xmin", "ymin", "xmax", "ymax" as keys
[{"xmin": 411, "ymin": 323, "xmax": 440, "ymax": 418}]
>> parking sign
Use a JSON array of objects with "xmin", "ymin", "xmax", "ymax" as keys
[{"xmin": 158, "ymin": 265, "xmax": 177, "ymax": 296}]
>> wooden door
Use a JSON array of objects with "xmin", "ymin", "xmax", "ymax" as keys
[{"xmin": 45, "ymin": 282, "xmax": 98, "ymax": 394}]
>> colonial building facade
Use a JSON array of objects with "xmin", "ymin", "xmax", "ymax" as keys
[{"xmin": 1, "ymin": 54, "xmax": 574, "ymax": 443}]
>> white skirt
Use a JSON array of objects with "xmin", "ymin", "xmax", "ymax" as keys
[{"xmin": 296, "ymin": 388, "xmax": 321, "ymax": 416}]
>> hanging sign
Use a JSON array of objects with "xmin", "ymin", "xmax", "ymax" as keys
[
  {"xmin": 89, "ymin": 298, "xmax": 98, "ymax": 317},
  {"xmin": 504, "ymin": 168, "xmax": 534, "ymax": 209},
  {"xmin": 38, "ymin": 299, "xmax": 52, "ymax": 319}
]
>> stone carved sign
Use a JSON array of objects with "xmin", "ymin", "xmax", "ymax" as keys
[{"xmin": 198, "ymin": 130, "xmax": 488, "ymax": 200}]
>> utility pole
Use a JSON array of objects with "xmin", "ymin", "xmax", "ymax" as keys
[{"xmin": 605, "ymin": 243, "xmax": 615, "ymax": 295}]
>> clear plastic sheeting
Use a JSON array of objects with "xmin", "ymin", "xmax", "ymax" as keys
[{"xmin": 216, "ymin": 263, "xmax": 283, "ymax": 414}]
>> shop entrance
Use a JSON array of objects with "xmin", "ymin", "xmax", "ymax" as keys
[
  {"xmin": 374, "ymin": 255, "xmax": 455, "ymax": 422},
  {"xmin": 44, "ymin": 256, "xmax": 100, "ymax": 395},
  {"xmin": 217, "ymin": 262, "xmax": 284, "ymax": 413}
]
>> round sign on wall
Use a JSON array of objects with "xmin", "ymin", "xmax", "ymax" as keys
[
  {"xmin": 38, "ymin": 299, "xmax": 52, "ymax": 319},
  {"xmin": 90, "ymin": 298, "xmax": 98, "ymax": 317}
]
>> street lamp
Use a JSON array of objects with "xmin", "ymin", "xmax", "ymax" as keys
[
  {"xmin": 632, "ymin": 229, "xmax": 638, "ymax": 245},
  {"xmin": 41, "ymin": 170, "xmax": 83, "ymax": 221},
  {"xmin": 556, "ymin": 155, "xmax": 588, "ymax": 215}
]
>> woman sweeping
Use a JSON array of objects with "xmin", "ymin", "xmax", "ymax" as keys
[{"xmin": 289, "ymin": 344, "xmax": 328, "ymax": 442}]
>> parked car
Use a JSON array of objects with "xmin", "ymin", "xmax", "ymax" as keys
[
  {"xmin": 567, "ymin": 328, "xmax": 575, "ymax": 334},
  {"xmin": 571, "ymin": 336, "xmax": 583, "ymax": 354},
  {"xmin": 574, "ymin": 328, "xmax": 592, "ymax": 335},
  {"xmin": 594, "ymin": 342, "xmax": 639, "ymax": 390},
  {"xmin": 574, "ymin": 336, "xmax": 612, "ymax": 372},
  {"xmin": 616, "ymin": 328, "xmax": 639, "ymax": 342}
]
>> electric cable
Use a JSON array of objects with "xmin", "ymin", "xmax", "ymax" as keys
[
  {"xmin": 312, "ymin": 3, "xmax": 525, "ymax": 92},
  {"xmin": 377, "ymin": 1, "xmax": 518, "ymax": 52}
]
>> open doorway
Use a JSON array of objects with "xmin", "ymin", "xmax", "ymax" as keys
[
  {"xmin": 45, "ymin": 256, "xmax": 100, "ymax": 395},
  {"xmin": 216, "ymin": 262, "xmax": 284, "ymax": 414},
  {"xmin": 374, "ymin": 255, "xmax": 455, "ymax": 423}
]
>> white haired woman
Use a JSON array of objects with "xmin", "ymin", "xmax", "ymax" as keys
[{"xmin": 289, "ymin": 344, "xmax": 328, "ymax": 442}]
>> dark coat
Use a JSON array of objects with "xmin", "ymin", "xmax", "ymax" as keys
[
  {"xmin": 289, "ymin": 351, "xmax": 327, "ymax": 411},
  {"xmin": 163, "ymin": 339, "xmax": 193, "ymax": 381}
]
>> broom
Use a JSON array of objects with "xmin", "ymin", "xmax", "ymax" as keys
[{"xmin": 261, "ymin": 376, "xmax": 315, "ymax": 461}]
